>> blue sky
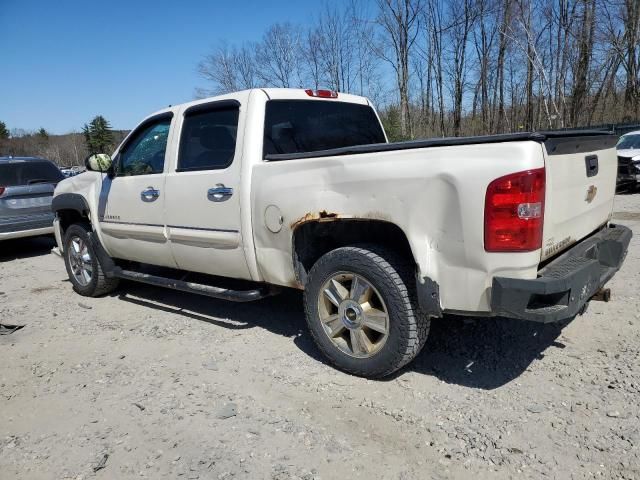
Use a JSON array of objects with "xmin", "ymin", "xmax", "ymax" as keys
[{"xmin": 0, "ymin": 0, "xmax": 315, "ymax": 134}]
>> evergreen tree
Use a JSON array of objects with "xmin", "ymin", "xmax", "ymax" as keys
[
  {"xmin": 83, "ymin": 116, "xmax": 114, "ymax": 154},
  {"xmin": 0, "ymin": 121, "xmax": 9, "ymax": 140},
  {"xmin": 37, "ymin": 128, "xmax": 49, "ymax": 140}
]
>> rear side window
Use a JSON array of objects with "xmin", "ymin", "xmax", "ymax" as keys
[
  {"xmin": 263, "ymin": 100, "xmax": 386, "ymax": 157},
  {"xmin": 0, "ymin": 161, "xmax": 64, "ymax": 186},
  {"xmin": 178, "ymin": 104, "xmax": 239, "ymax": 172}
]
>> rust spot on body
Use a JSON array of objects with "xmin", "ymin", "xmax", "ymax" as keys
[
  {"xmin": 290, "ymin": 210, "xmax": 340, "ymax": 229},
  {"xmin": 289, "ymin": 210, "xmax": 398, "ymax": 230}
]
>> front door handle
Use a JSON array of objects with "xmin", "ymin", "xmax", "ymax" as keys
[
  {"xmin": 207, "ymin": 184, "xmax": 233, "ymax": 202},
  {"xmin": 141, "ymin": 187, "xmax": 160, "ymax": 202}
]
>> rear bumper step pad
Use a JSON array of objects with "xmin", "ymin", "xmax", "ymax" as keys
[{"xmin": 491, "ymin": 223, "xmax": 632, "ymax": 323}]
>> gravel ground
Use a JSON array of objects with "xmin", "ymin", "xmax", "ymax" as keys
[{"xmin": 1, "ymin": 193, "xmax": 639, "ymax": 480}]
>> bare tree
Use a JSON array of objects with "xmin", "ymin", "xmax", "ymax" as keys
[
  {"xmin": 256, "ymin": 23, "xmax": 302, "ymax": 88},
  {"xmin": 447, "ymin": 0, "xmax": 474, "ymax": 136},
  {"xmin": 192, "ymin": 0, "xmax": 640, "ymax": 141},
  {"xmin": 472, "ymin": 0, "xmax": 499, "ymax": 133},
  {"xmin": 600, "ymin": 0, "xmax": 640, "ymax": 120},
  {"xmin": 375, "ymin": 0, "xmax": 421, "ymax": 138},
  {"xmin": 316, "ymin": 5, "xmax": 354, "ymax": 91},
  {"xmin": 303, "ymin": 27, "xmax": 323, "ymax": 89},
  {"xmin": 197, "ymin": 43, "xmax": 242, "ymax": 95}
]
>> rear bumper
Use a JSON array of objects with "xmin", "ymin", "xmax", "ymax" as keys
[{"xmin": 491, "ymin": 224, "xmax": 632, "ymax": 323}]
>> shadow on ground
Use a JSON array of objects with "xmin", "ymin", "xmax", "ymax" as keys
[
  {"xmin": 403, "ymin": 314, "xmax": 570, "ymax": 389},
  {"xmin": 616, "ymin": 186, "xmax": 639, "ymax": 195},
  {"xmin": 114, "ymin": 281, "xmax": 570, "ymax": 390},
  {"xmin": 0, "ymin": 236, "xmax": 56, "ymax": 262}
]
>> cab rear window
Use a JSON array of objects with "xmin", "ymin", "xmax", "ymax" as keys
[
  {"xmin": 0, "ymin": 161, "xmax": 64, "ymax": 186},
  {"xmin": 263, "ymin": 100, "xmax": 385, "ymax": 157}
]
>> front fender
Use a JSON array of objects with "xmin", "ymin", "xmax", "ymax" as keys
[{"xmin": 51, "ymin": 193, "xmax": 90, "ymax": 215}]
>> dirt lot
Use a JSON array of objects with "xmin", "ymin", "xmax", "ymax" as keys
[{"xmin": 1, "ymin": 194, "xmax": 639, "ymax": 480}]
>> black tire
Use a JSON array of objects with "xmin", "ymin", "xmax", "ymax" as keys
[
  {"xmin": 63, "ymin": 223, "xmax": 119, "ymax": 297},
  {"xmin": 303, "ymin": 244, "xmax": 430, "ymax": 378}
]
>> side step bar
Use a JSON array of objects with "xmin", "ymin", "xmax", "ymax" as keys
[{"xmin": 112, "ymin": 267, "xmax": 278, "ymax": 303}]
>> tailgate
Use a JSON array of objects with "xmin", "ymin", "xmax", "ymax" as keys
[{"xmin": 541, "ymin": 133, "xmax": 618, "ymax": 260}]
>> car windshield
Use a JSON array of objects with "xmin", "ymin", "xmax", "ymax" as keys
[
  {"xmin": 0, "ymin": 161, "xmax": 64, "ymax": 186},
  {"xmin": 617, "ymin": 134, "xmax": 640, "ymax": 150},
  {"xmin": 263, "ymin": 100, "xmax": 386, "ymax": 157}
]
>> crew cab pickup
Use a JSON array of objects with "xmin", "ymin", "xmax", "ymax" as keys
[{"xmin": 52, "ymin": 88, "xmax": 631, "ymax": 378}]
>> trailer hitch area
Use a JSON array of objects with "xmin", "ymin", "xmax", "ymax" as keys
[{"xmin": 591, "ymin": 288, "xmax": 611, "ymax": 302}]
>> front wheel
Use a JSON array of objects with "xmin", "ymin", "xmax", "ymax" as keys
[
  {"xmin": 303, "ymin": 245, "xmax": 430, "ymax": 378},
  {"xmin": 63, "ymin": 223, "xmax": 119, "ymax": 297}
]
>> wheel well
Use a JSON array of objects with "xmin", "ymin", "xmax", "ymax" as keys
[
  {"xmin": 292, "ymin": 219, "xmax": 415, "ymax": 285},
  {"xmin": 57, "ymin": 209, "xmax": 89, "ymax": 236}
]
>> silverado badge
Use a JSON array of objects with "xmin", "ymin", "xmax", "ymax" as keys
[{"xmin": 585, "ymin": 185, "xmax": 597, "ymax": 203}]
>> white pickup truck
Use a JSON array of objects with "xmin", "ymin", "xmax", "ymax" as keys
[{"xmin": 52, "ymin": 88, "xmax": 631, "ymax": 378}]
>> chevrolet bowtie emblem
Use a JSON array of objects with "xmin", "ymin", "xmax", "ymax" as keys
[{"xmin": 585, "ymin": 185, "xmax": 597, "ymax": 203}]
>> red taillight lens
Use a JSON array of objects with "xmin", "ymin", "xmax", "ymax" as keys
[
  {"xmin": 0, "ymin": 186, "xmax": 5, "ymax": 196},
  {"xmin": 305, "ymin": 89, "xmax": 338, "ymax": 98},
  {"xmin": 484, "ymin": 168, "xmax": 545, "ymax": 252}
]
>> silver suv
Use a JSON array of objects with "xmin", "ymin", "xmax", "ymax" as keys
[{"xmin": 0, "ymin": 157, "xmax": 64, "ymax": 240}]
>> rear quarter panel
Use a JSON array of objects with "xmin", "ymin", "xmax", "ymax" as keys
[{"xmin": 251, "ymin": 140, "xmax": 545, "ymax": 312}]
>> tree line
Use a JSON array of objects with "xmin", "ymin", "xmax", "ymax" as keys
[
  {"xmin": 197, "ymin": 0, "xmax": 640, "ymax": 141},
  {"xmin": 0, "ymin": 117, "xmax": 125, "ymax": 166}
]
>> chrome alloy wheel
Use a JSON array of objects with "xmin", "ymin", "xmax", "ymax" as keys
[
  {"xmin": 68, "ymin": 236, "xmax": 93, "ymax": 286},
  {"xmin": 317, "ymin": 272, "xmax": 390, "ymax": 358}
]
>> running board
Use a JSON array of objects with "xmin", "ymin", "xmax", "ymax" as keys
[{"xmin": 112, "ymin": 267, "xmax": 278, "ymax": 302}]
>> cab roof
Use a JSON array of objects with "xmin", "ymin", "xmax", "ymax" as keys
[{"xmin": 145, "ymin": 88, "xmax": 371, "ymax": 121}]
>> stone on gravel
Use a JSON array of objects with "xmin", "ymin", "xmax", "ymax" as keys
[
  {"xmin": 93, "ymin": 453, "xmax": 108, "ymax": 472},
  {"xmin": 216, "ymin": 403, "xmax": 237, "ymax": 419},
  {"xmin": 526, "ymin": 404, "xmax": 545, "ymax": 414}
]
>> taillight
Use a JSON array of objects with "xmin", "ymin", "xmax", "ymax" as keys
[
  {"xmin": 0, "ymin": 186, "xmax": 5, "ymax": 196},
  {"xmin": 484, "ymin": 168, "xmax": 545, "ymax": 252},
  {"xmin": 305, "ymin": 89, "xmax": 338, "ymax": 99}
]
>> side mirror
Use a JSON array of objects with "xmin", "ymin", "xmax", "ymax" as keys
[{"xmin": 85, "ymin": 153, "xmax": 113, "ymax": 173}]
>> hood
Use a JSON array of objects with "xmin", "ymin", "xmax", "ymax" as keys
[
  {"xmin": 617, "ymin": 148, "xmax": 640, "ymax": 160},
  {"xmin": 53, "ymin": 171, "xmax": 102, "ymax": 196}
]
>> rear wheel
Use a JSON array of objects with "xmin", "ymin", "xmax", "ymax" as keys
[
  {"xmin": 63, "ymin": 223, "xmax": 119, "ymax": 297},
  {"xmin": 303, "ymin": 244, "xmax": 430, "ymax": 378}
]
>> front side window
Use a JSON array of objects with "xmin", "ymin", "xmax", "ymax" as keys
[
  {"xmin": 178, "ymin": 105, "xmax": 239, "ymax": 172},
  {"xmin": 118, "ymin": 117, "xmax": 171, "ymax": 176}
]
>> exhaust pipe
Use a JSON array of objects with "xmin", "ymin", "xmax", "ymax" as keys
[{"xmin": 591, "ymin": 288, "xmax": 611, "ymax": 302}]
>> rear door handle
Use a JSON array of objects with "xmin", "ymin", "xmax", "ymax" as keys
[
  {"xmin": 208, "ymin": 184, "xmax": 233, "ymax": 202},
  {"xmin": 141, "ymin": 187, "xmax": 160, "ymax": 202}
]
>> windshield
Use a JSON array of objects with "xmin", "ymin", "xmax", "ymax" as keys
[
  {"xmin": 0, "ymin": 161, "xmax": 64, "ymax": 186},
  {"xmin": 263, "ymin": 100, "xmax": 386, "ymax": 157},
  {"xmin": 617, "ymin": 134, "xmax": 640, "ymax": 150}
]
